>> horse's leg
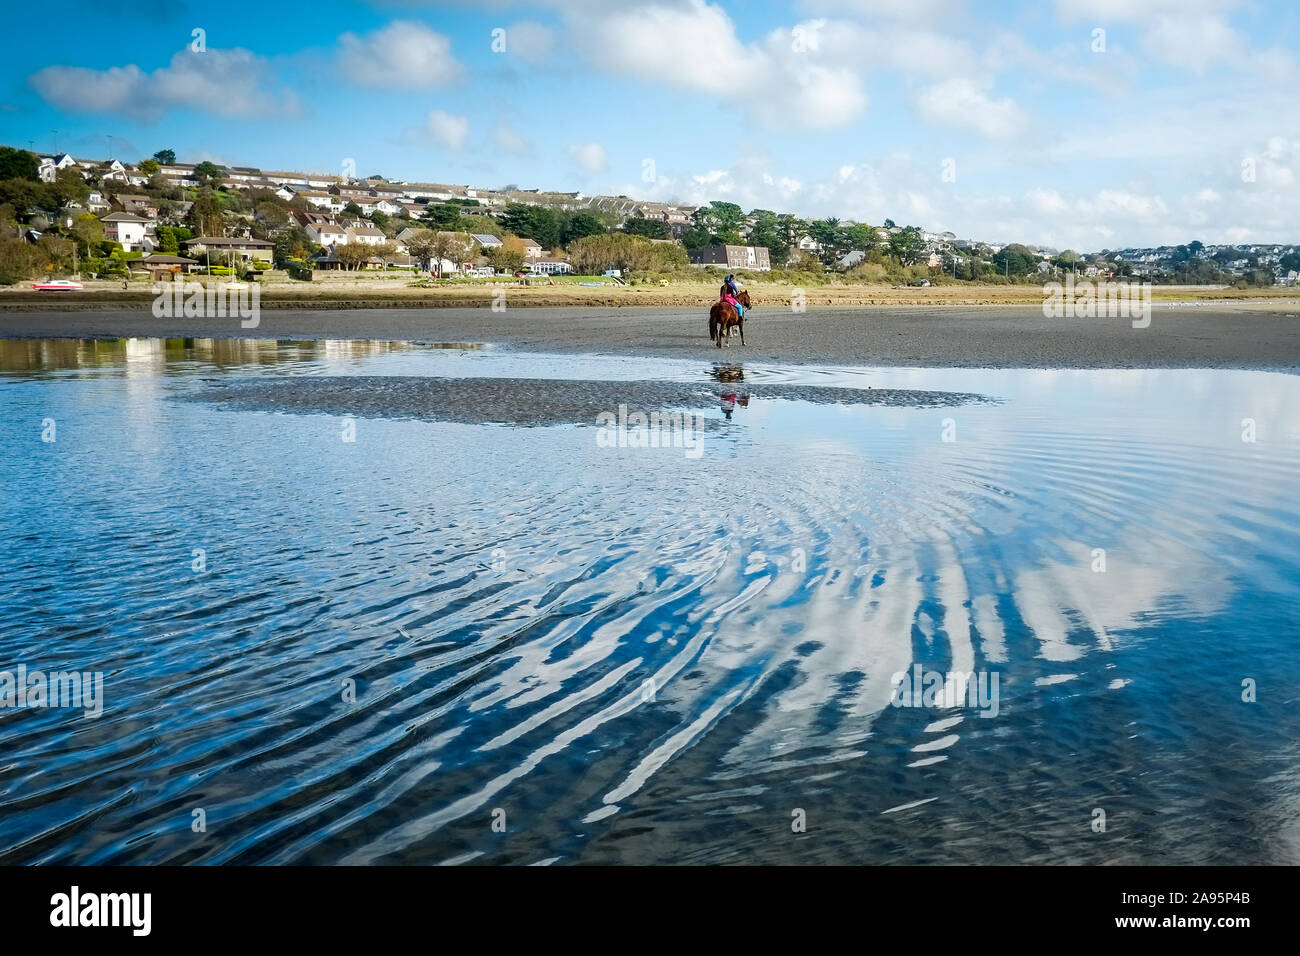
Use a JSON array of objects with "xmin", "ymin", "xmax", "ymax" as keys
[{"xmin": 738, "ymin": 317, "xmax": 745, "ymax": 345}]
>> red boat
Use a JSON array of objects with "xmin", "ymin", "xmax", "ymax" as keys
[{"xmin": 31, "ymin": 279, "xmax": 84, "ymax": 291}]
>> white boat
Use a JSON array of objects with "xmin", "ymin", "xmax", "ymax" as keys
[{"xmin": 31, "ymin": 279, "xmax": 83, "ymax": 291}]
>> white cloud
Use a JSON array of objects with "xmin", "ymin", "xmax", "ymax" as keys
[
  {"xmin": 568, "ymin": 141, "xmax": 608, "ymax": 173},
  {"xmin": 495, "ymin": 123, "xmax": 531, "ymax": 155},
  {"xmin": 504, "ymin": 21, "xmax": 556, "ymax": 64},
  {"xmin": 565, "ymin": 1, "xmax": 867, "ymax": 129},
  {"xmin": 425, "ymin": 111, "xmax": 469, "ymax": 150},
  {"xmin": 29, "ymin": 49, "xmax": 293, "ymax": 122},
  {"xmin": 913, "ymin": 77, "xmax": 1027, "ymax": 138},
  {"xmin": 339, "ymin": 21, "xmax": 463, "ymax": 88}
]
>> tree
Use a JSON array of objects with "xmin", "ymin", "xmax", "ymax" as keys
[
  {"xmin": 187, "ymin": 190, "xmax": 224, "ymax": 236},
  {"xmin": 562, "ymin": 211, "xmax": 604, "ymax": 244},
  {"xmin": 156, "ymin": 225, "xmax": 181, "ymax": 254},
  {"xmin": 566, "ymin": 233, "xmax": 684, "ymax": 274},
  {"xmin": 680, "ymin": 225, "xmax": 713, "ymax": 250},
  {"xmin": 747, "ymin": 210, "xmax": 788, "ymax": 265},
  {"xmin": 623, "ymin": 215, "xmax": 670, "ymax": 240},
  {"xmin": 0, "ymin": 177, "xmax": 49, "ymax": 216},
  {"xmin": 70, "ymin": 213, "xmax": 105, "ymax": 254},
  {"xmin": 153, "ymin": 149, "xmax": 177, "ymax": 166},
  {"xmin": 990, "ymin": 242, "xmax": 1038, "ymax": 276},
  {"xmin": 402, "ymin": 228, "xmax": 439, "ymax": 273},
  {"xmin": 139, "ymin": 159, "xmax": 160, "ymax": 176},
  {"xmin": 484, "ymin": 245, "xmax": 525, "ymax": 274},
  {"xmin": 444, "ymin": 233, "xmax": 474, "ymax": 271},
  {"xmin": 0, "ymin": 147, "xmax": 40, "ymax": 182},
  {"xmin": 421, "ymin": 202, "xmax": 463, "ymax": 230},
  {"xmin": 50, "ymin": 167, "xmax": 89, "ymax": 207},
  {"xmin": 693, "ymin": 201, "xmax": 743, "ymax": 242},
  {"xmin": 38, "ymin": 234, "xmax": 75, "ymax": 271},
  {"xmin": 272, "ymin": 225, "xmax": 314, "ymax": 264},
  {"xmin": 501, "ymin": 202, "xmax": 562, "ymax": 247},
  {"xmin": 0, "ymin": 238, "xmax": 44, "ymax": 285},
  {"xmin": 193, "ymin": 161, "xmax": 222, "ymax": 186},
  {"xmin": 369, "ymin": 209, "xmax": 391, "ymax": 230},
  {"xmin": 255, "ymin": 201, "xmax": 288, "ymax": 227}
]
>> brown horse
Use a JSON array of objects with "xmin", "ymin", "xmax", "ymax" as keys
[{"xmin": 709, "ymin": 291, "xmax": 752, "ymax": 347}]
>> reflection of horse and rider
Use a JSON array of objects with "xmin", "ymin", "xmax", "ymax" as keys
[{"xmin": 708, "ymin": 274, "xmax": 752, "ymax": 348}]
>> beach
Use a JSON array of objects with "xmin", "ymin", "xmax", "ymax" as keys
[{"xmin": 2, "ymin": 302, "xmax": 1299, "ymax": 370}]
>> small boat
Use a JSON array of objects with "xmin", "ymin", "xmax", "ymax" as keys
[{"xmin": 31, "ymin": 279, "xmax": 83, "ymax": 291}]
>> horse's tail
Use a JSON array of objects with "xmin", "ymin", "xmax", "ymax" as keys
[{"xmin": 708, "ymin": 305, "xmax": 718, "ymax": 342}]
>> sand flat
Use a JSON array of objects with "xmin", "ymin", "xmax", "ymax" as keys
[{"xmin": 3, "ymin": 303, "xmax": 1299, "ymax": 370}]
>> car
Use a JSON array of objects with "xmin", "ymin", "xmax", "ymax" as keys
[{"xmin": 31, "ymin": 279, "xmax": 83, "ymax": 291}]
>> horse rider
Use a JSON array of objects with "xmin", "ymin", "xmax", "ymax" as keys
[{"xmin": 719, "ymin": 274, "xmax": 744, "ymax": 318}]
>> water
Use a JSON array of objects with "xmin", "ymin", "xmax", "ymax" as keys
[{"xmin": 2, "ymin": 338, "xmax": 1298, "ymax": 865}]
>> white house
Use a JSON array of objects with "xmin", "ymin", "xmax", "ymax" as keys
[
  {"xmin": 307, "ymin": 222, "xmax": 349, "ymax": 247},
  {"xmin": 527, "ymin": 257, "xmax": 573, "ymax": 275},
  {"xmin": 100, "ymin": 212, "xmax": 150, "ymax": 252},
  {"xmin": 345, "ymin": 221, "xmax": 387, "ymax": 246},
  {"xmin": 520, "ymin": 238, "xmax": 544, "ymax": 259}
]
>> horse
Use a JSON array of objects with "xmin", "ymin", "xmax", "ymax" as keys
[{"xmin": 709, "ymin": 291, "xmax": 752, "ymax": 348}]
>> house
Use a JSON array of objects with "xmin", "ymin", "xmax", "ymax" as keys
[
  {"xmin": 345, "ymin": 221, "xmax": 387, "ymax": 246},
  {"xmin": 520, "ymin": 238, "xmax": 544, "ymax": 259},
  {"xmin": 183, "ymin": 236, "xmax": 275, "ymax": 262},
  {"xmin": 114, "ymin": 194, "xmax": 158, "ymax": 219},
  {"xmin": 306, "ymin": 222, "xmax": 349, "ymax": 247},
  {"xmin": 100, "ymin": 212, "xmax": 150, "ymax": 252},
  {"xmin": 127, "ymin": 254, "xmax": 200, "ymax": 279},
  {"xmin": 39, "ymin": 153, "xmax": 79, "ymax": 182},
  {"xmin": 157, "ymin": 165, "xmax": 198, "ymax": 188},
  {"xmin": 526, "ymin": 257, "xmax": 573, "ymax": 275},
  {"xmin": 470, "ymin": 234, "xmax": 503, "ymax": 249},
  {"xmin": 688, "ymin": 245, "xmax": 772, "ymax": 271}
]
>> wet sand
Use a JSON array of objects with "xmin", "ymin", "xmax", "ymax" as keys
[
  {"xmin": 187, "ymin": 376, "xmax": 994, "ymax": 427},
  {"xmin": 4, "ymin": 303, "xmax": 1300, "ymax": 370}
]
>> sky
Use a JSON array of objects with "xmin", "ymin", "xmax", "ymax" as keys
[{"xmin": 2, "ymin": 0, "xmax": 1299, "ymax": 251}]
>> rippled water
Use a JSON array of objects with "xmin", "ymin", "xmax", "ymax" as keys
[{"xmin": 2, "ymin": 338, "xmax": 1299, "ymax": 865}]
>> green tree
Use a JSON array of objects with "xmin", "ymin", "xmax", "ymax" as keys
[
  {"xmin": 680, "ymin": 225, "xmax": 713, "ymax": 250},
  {"xmin": 193, "ymin": 161, "xmax": 222, "ymax": 186},
  {"xmin": 187, "ymin": 190, "xmax": 224, "ymax": 236},
  {"xmin": 0, "ymin": 177, "xmax": 51, "ymax": 216},
  {"xmin": 0, "ymin": 147, "xmax": 40, "ymax": 182},
  {"xmin": 421, "ymin": 202, "xmax": 464, "ymax": 230},
  {"xmin": 747, "ymin": 210, "xmax": 788, "ymax": 265},
  {"xmin": 70, "ymin": 213, "xmax": 105, "ymax": 254},
  {"xmin": 623, "ymin": 216, "xmax": 670, "ymax": 239},
  {"xmin": 50, "ymin": 167, "xmax": 89, "ymax": 207},
  {"xmin": 501, "ymin": 202, "xmax": 561, "ymax": 248},
  {"xmin": 562, "ymin": 211, "xmax": 604, "ymax": 244},
  {"xmin": 138, "ymin": 158, "xmax": 160, "ymax": 176},
  {"xmin": 272, "ymin": 225, "xmax": 314, "ymax": 264},
  {"xmin": 153, "ymin": 149, "xmax": 177, "ymax": 166}
]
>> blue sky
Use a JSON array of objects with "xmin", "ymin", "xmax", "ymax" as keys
[{"xmin": 2, "ymin": 0, "xmax": 1299, "ymax": 250}]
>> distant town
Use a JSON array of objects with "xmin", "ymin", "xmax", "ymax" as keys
[{"xmin": 1, "ymin": 144, "xmax": 1297, "ymax": 288}]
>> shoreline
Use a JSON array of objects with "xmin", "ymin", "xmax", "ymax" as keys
[{"xmin": 2, "ymin": 304, "xmax": 1299, "ymax": 371}]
